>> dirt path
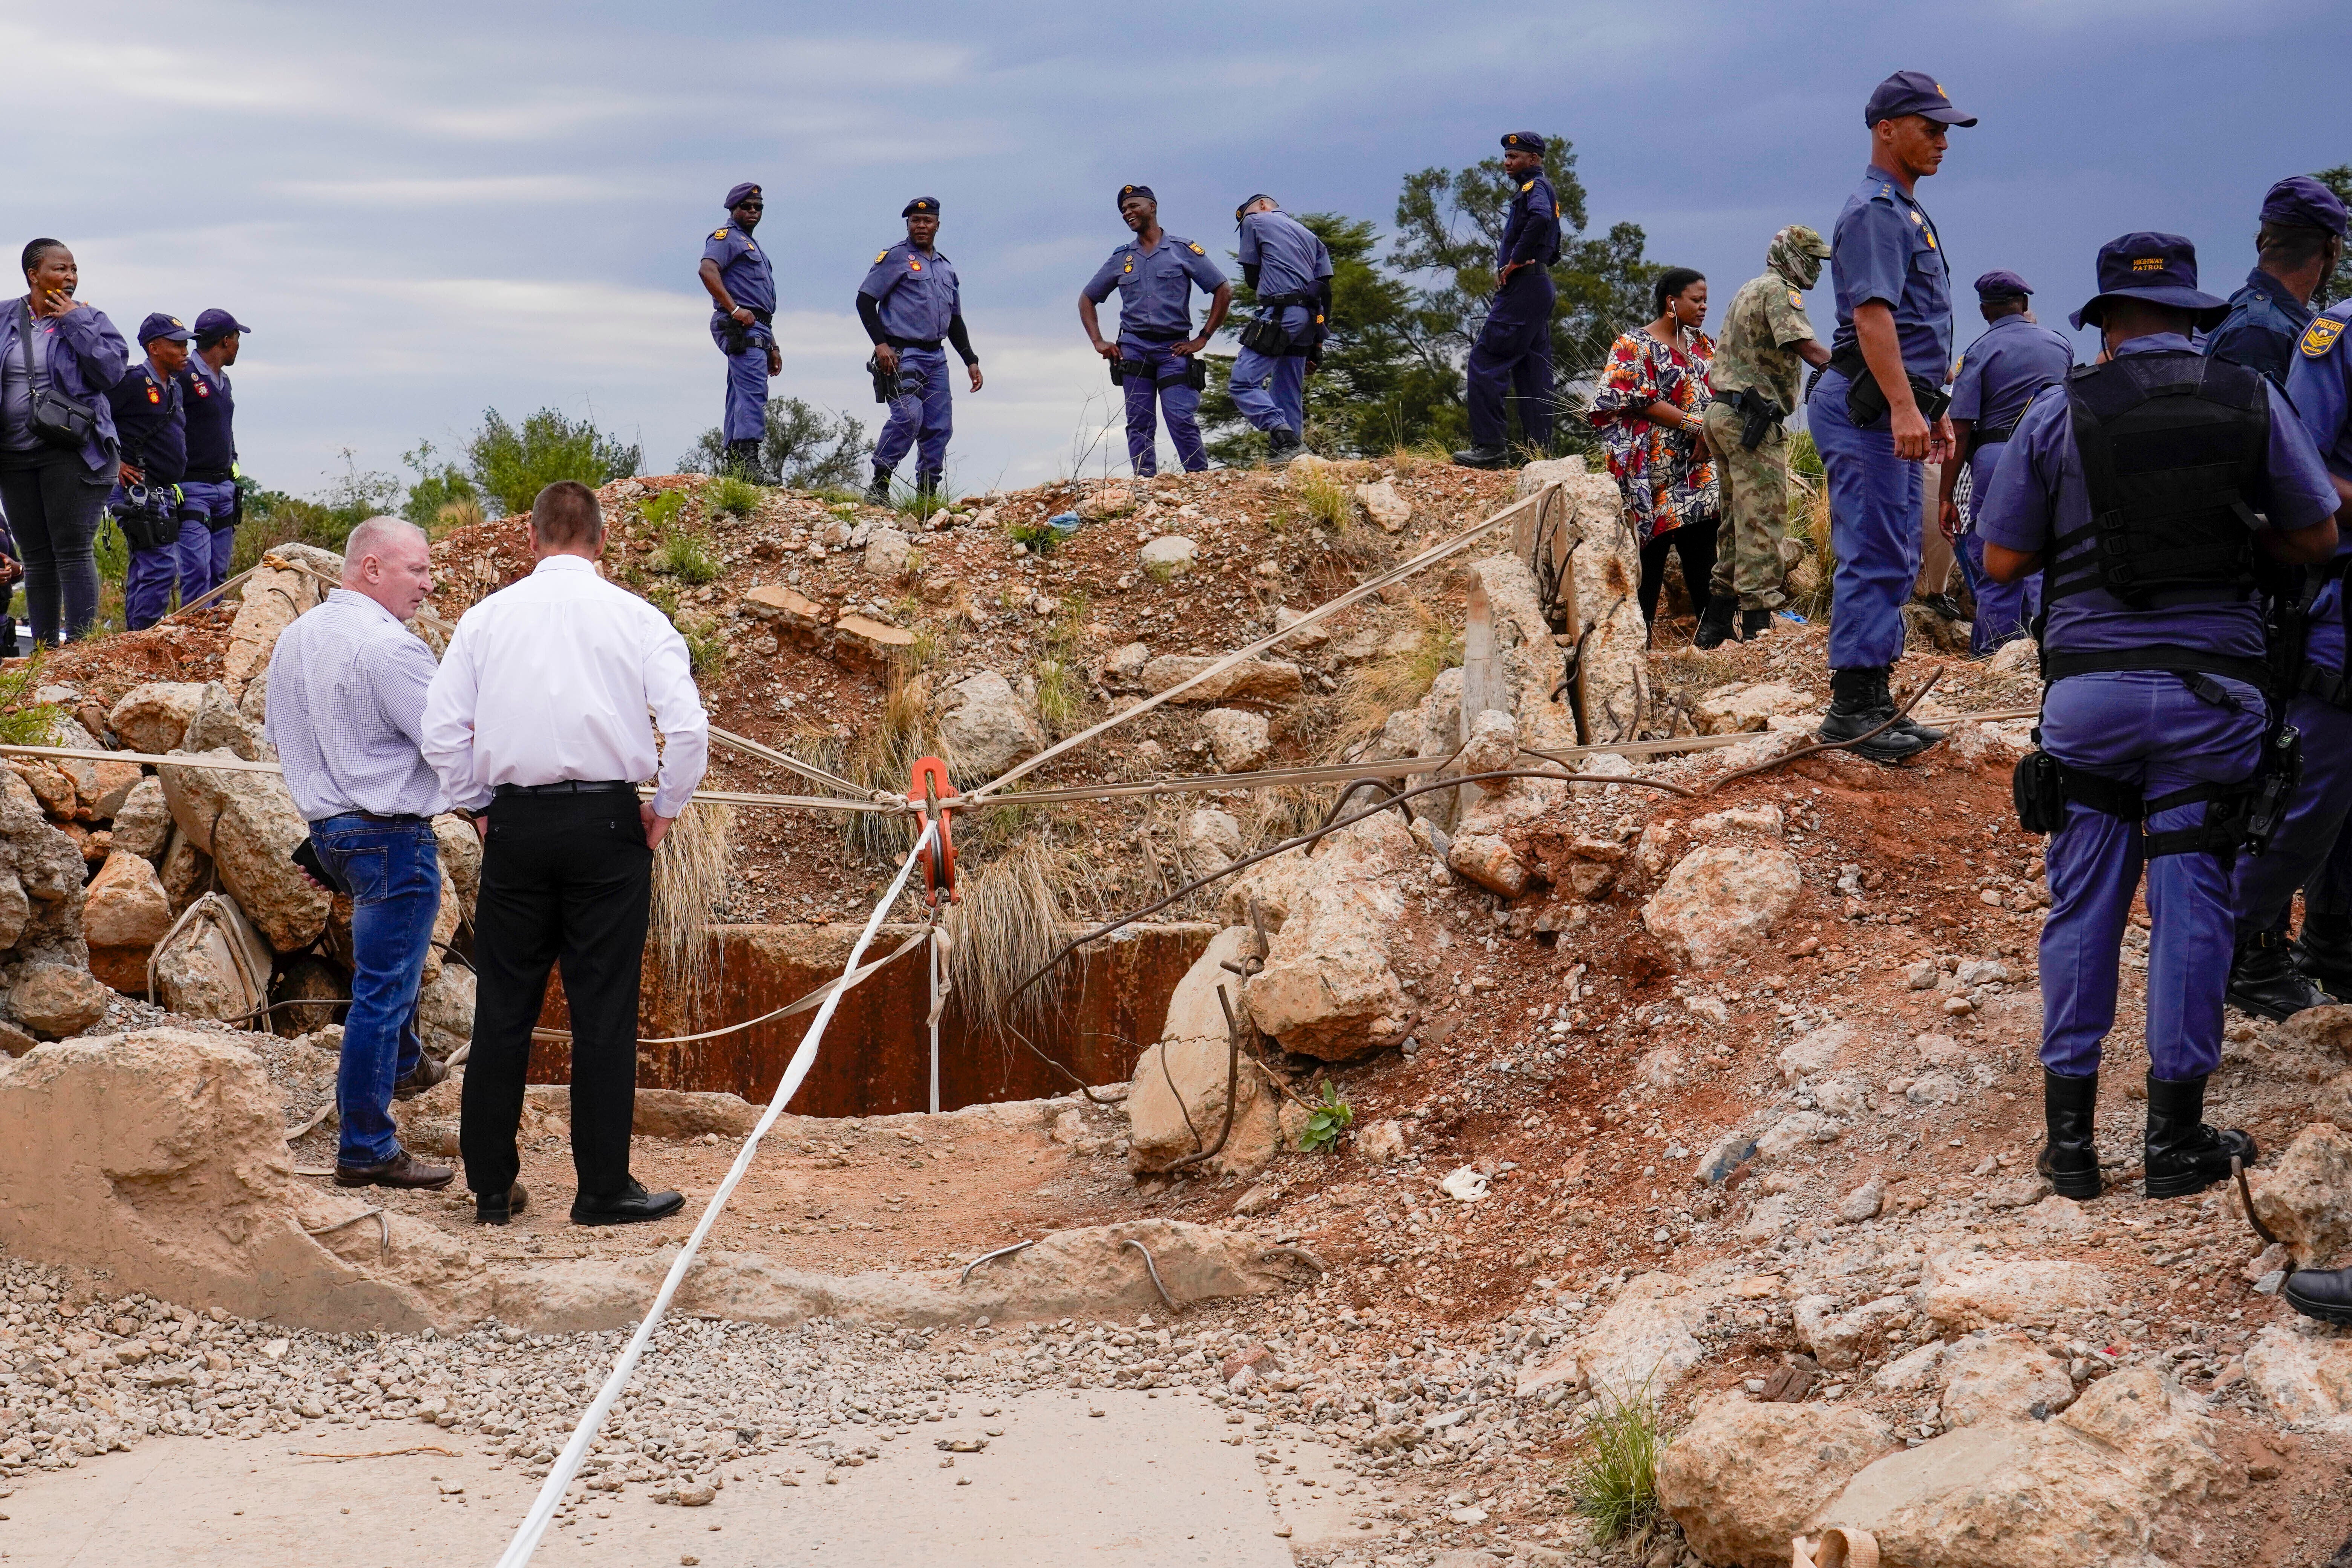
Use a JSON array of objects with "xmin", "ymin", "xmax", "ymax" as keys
[{"xmin": 0, "ymin": 1386, "xmax": 1369, "ymax": 1567}]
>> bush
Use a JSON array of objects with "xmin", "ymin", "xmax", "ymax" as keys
[
  {"xmin": 678, "ymin": 398, "xmax": 874, "ymax": 492},
  {"xmin": 639, "ymin": 492, "xmax": 688, "ymax": 531},
  {"xmin": 653, "ymin": 529, "xmax": 722, "ymax": 585},
  {"xmin": 0, "ymin": 657, "xmax": 61, "ymax": 747},
  {"xmin": 401, "ymin": 441, "xmax": 479, "ymax": 530},
  {"xmin": 705, "ymin": 476, "xmax": 761, "ymax": 518},
  {"xmin": 1566, "ymin": 1387, "xmax": 1668, "ymax": 1544},
  {"xmin": 230, "ymin": 491, "xmax": 346, "ymax": 576},
  {"xmin": 466, "ymin": 407, "xmax": 641, "ymax": 517}
]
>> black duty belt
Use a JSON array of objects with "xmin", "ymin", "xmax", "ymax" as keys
[
  {"xmin": 1974, "ymin": 418, "xmax": 2020, "ymax": 446},
  {"xmin": 1125, "ymin": 327, "xmax": 1191, "ymax": 343},
  {"xmin": 886, "ymin": 336, "xmax": 943, "ymax": 352},
  {"xmin": 2040, "ymin": 646, "xmax": 2272, "ymax": 689},
  {"xmin": 494, "ymin": 780, "xmax": 636, "ymax": 798}
]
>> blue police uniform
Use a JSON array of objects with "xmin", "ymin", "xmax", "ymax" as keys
[
  {"xmin": 1464, "ymin": 135, "xmax": 1561, "ymax": 457},
  {"xmin": 1229, "ymin": 205, "xmax": 1332, "ymax": 446},
  {"xmin": 704, "ymin": 217, "xmax": 776, "ymax": 446},
  {"xmin": 1949, "ymin": 310, "xmax": 2073, "ymax": 651},
  {"xmin": 860, "ymin": 212, "xmax": 973, "ymax": 490},
  {"xmin": 102, "ymin": 337, "xmax": 208, "ymax": 632},
  {"xmin": 1083, "ymin": 225, "xmax": 1227, "ymax": 476},
  {"xmin": 180, "ymin": 354, "xmax": 239, "ymax": 596},
  {"xmin": 2203, "ymin": 268, "xmax": 2315, "ymax": 389},
  {"xmin": 1811, "ymin": 161, "xmax": 1955, "ymax": 673},
  {"xmin": 1977, "ymin": 335, "xmax": 2337, "ymax": 1084}
]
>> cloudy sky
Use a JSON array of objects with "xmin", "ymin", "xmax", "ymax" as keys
[{"xmin": 6, "ymin": 0, "xmax": 2337, "ymax": 501}]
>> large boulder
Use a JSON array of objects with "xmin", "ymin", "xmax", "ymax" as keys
[
  {"xmin": 1643, "ymin": 844, "xmax": 1802, "ymax": 967},
  {"xmin": 7, "ymin": 963, "xmax": 112, "ymax": 1039},
  {"xmin": 1939, "ymin": 1331, "xmax": 2078, "ymax": 1426},
  {"xmin": 2241, "ymin": 1321, "xmax": 2352, "ymax": 1434},
  {"xmin": 158, "ymin": 748, "xmax": 331, "ymax": 952},
  {"xmin": 1199, "ymin": 708, "xmax": 1271, "ymax": 773},
  {"xmin": 0, "ymin": 772, "xmax": 87, "ymax": 968},
  {"xmin": 106, "ymin": 682, "xmax": 208, "ymax": 753},
  {"xmin": 110, "ymin": 777, "xmax": 173, "ymax": 860},
  {"xmin": 1920, "ymin": 1250, "xmax": 2114, "ymax": 1330},
  {"xmin": 46, "ymin": 716, "xmax": 144, "ymax": 820},
  {"xmin": 1128, "ymin": 927, "xmax": 1281, "ymax": 1176},
  {"xmin": 152, "ymin": 892, "xmax": 272, "ymax": 1020},
  {"xmin": 221, "ymin": 545, "xmax": 342, "ymax": 696},
  {"xmin": 862, "ymin": 525, "xmax": 915, "ymax": 578},
  {"xmin": 936, "ymin": 670, "xmax": 1044, "ymax": 781},
  {"xmin": 1655, "ymin": 1395, "xmax": 1897, "ymax": 1568},
  {"xmin": 82, "ymin": 850, "xmax": 173, "ymax": 993},
  {"xmin": 433, "ymin": 812, "xmax": 482, "ymax": 922},
  {"xmin": 1139, "ymin": 655, "xmax": 1303, "ymax": 704},
  {"xmin": 1223, "ymin": 812, "xmax": 1415, "ymax": 1060},
  {"xmin": 2246, "ymin": 1122, "xmax": 2352, "ymax": 1268},
  {"xmin": 1178, "ymin": 808, "xmax": 1244, "ymax": 873},
  {"xmin": 1517, "ymin": 459, "xmax": 1647, "ymax": 743},
  {"xmin": 1514, "ymin": 1272, "xmax": 1723, "ymax": 1406},
  {"xmin": 181, "ymin": 682, "xmax": 263, "ymax": 761},
  {"xmin": 417, "ymin": 963, "xmax": 476, "ymax": 1059}
]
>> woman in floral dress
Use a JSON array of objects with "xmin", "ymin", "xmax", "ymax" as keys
[{"xmin": 1590, "ymin": 268, "xmax": 1719, "ymax": 635}]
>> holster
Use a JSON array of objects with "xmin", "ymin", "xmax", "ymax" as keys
[
  {"xmin": 1830, "ymin": 346, "xmax": 1951, "ymax": 429},
  {"xmin": 1723, "ymin": 387, "xmax": 1785, "ymax": 451},
  {"xmin": 722, "ymin": 318, "xmax": 751, "ymax": 356},
  {"xmin": 1184, "ymin": 356, "xmax": 1208, "ymax": 391},
  {"xmin": 2013, "ymin": 747, "xmax": 2068, "ymax": 835},
  {"xmin": 1239, "ymin": 313, "xmax": 1291, "ymax": 356},
  {"xmin": 865, "ymin": 355, "xmax": 893, "ymax": 404}
]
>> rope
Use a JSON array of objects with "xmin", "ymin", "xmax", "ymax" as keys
[{"xmin": 491, "ymin": 818, "xmax": 937, "ymax": 1568}]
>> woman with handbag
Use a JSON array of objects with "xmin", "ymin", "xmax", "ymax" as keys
[{"xmin": 0, "ymin": 239, "xmax": 128, "ymax": 646}]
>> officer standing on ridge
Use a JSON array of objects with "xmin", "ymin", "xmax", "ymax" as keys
[
  {"xmin": 2271, "ymin": 286, "xmax": 2352, "ymax": 1326},
  {"xmin": 859, "ymin": 198, "xmax": 981, "ymax": 506},
  {"xmin": 1810, "ymin": 70, "xmax": 1974, "ymax": 763},
  {"xmin": 1976, "ymin": 233, "xmax": 2340, "ymax": 1204},
  {"xmin": 180, "ymin": 307, "xmax": 250, "ymax": 600},
  {"xmin": 1453, "ymin": 133, "xmax": 1562, "ymax": 471},
  {"xmin": 2203, "ymin": 176, "xmax": 2346, "ymax": 387},
  {"xmin": 698, "ymin": 182, "xmax": 781, "ymax": 481},
  {"xmin": 1080, "ymin": 185, "xmax": 1232, "ymax": 478},
  {"xmin": 1937, "ymin": 271, "xmax": 2074, "ymax": 654},
  {"xmin": 1228, "ymin": 195, "xmax": 1332, "ymax": 463},
  {"xmin": 103, "ymin": 313, "xmax": 206, "ymax": 631},
  {"xmin": 1693, "ymin": 224, "xmax": 1833, "ymax": 647}
]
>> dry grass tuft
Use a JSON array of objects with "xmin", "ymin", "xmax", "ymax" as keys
[
  {"xmin": 1328, "ymin": 602, "xmax": 1462, "ymax": 754},
  {"xmin": 649, "ymin": 802, "xmax": 735, "ymax": 1021},
  {"xmin": 1290, "ymin": 468, "xmax": 1356, "ymax": 531},
  {"xmin": 1785, "ymin": 472, "xmax": 1835, "ymax": 622},
  {"xmin": 946, "ymin": 835, "xmax": 1075, "ymax": 1046}
]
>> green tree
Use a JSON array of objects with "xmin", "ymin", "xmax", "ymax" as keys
[
  {"xmin": 679, "ymin": 398, "xmax": 876, "ymax": 492},
  {"xmin": 465, "ymin": 407, "xmax": 641, "ymax": 516},
  {"xmin": 1391, "ymin": 136, "xmax": 1658, "ymax": 456},
  {"xmin": 2314, "ymin": 164, "xmax": 2352, "ymax": 310},
  {"xmin": 400, "ymin": 439, "xmax": 480, "ymax": 529}
]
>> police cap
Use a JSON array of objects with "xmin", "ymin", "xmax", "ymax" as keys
[
  {"xmin": 2070, "ymin": 233, "xmax": 2230, "ymax": 332},
  {"xmin": 1501, "ymin": 132, "xmax": 1546, "ymax": 155},
  {"xmin": 191, "ymin": 308, "xmax": 251, "ymax": 340},
  {"xmin": 724, "ymin": 182, "xmax": 762, "ymax": 209},
  {"xmin": 1973, "ymin": 270, "xmax": 2032, "ymax": 301},
  {"xmin": 1118, "ymin": 184, "xmax": 1156, "ymax": 209},
  {"xmin": 902, "ymin": 197, "xmax": 940, "ymax": 217},
  {"xmin": 1864, "ymin": 70, "xmax": 1976, "ymax": 129},
  {"xmin": 1234, "ymin": 194, "xmax": 1277, "ymax": 227},
  {"xmin": 2260, "ymin": 175, "xmax": 2349, "ymax": 239},
  {"xmin": 136, "ymin": 313, "xmax": 193, "ymax": 346}
]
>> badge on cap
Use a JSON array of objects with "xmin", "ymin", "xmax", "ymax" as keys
[
  {"xmin": 2132, "ymin": 256, "xmax": 2164, "ymax": 273},
  {"xmin": 2305, "ymin": 317, "xmax": 2345, "ymax": 358}
]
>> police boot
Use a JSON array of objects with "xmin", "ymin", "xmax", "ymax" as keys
[
  {"xmin": 1450, "ymin": 444, "xmax": 1509, "ymax": 470},
  {"xmin": 1693, "ymin": 597, "xmax": 1736, "ymax": 649},
  {"xmin": 2035, "ymin": 1067, "xmax": 2102, "ymax": 1200},
  {"xmin": 1740, "ymin": 608, "xmax": 1774, "ymax": 640},
  {"xmin": 2227, "ymin": 928, "xmax": 2332, "ymax": 1019},
  {"xmin": 2291, "ymin": 909, "xmax": 2352, "ymax": 998},
  {"xmin": 1816, "ymin": 667, "xmax": 1935, "ymax": 764},
  {"xmin": 864, "ymin": 468, "xmax": 893, "ymax": 507},
  {"xmin": 724, "ymin": 439, "xmax": 764, "ymax": 482},
  {"xmin": 2142, "ymin": 1072, "xmax": 2257, "ymax": 1200},
  {"xmin": 1265, "ymin": 428, "xmax": 1302, "ymax": 463},
  {"xmin": 2282, "ymin": 1266, "xmax": 2352, "ymax": 1326}
]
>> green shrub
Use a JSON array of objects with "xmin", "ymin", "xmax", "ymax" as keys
[
  {"xmin": 466, "ymin": 407, "xmax": 641, "ymax": 517},
  {"xmin": 654, "ymin": 529, "xmax": 723, "ymax": 585},
  {"xmin": 93, "ymin": 513, "xmax": 128, "ymax": 587},
  {"xmin": 401, "ymin": 440, "xmax": 479, "ymax": 529},
  {"xmin": 1298, "ymin": 1081, "xmax": 1354, "ymax": 1153},
  {"xmin": 0, "ymin": 657, "xmax": 61, "ymax": 746},
  {"xmin": 1006, "ymin": 518, "xmax": 1060, "ymax": 556},
  {"xmin": 674, "ymin": 613, "xmax": 727, "ymax": 678},
  {"xmin": 1291, "ymin": 468, "xmax": 1355, "ymax": 530},
  {"xmin": 1566, "ymin": 1386, "xmax": 1668, "ymax": 1543},
  {"xmin": 706, "ymin": 476, "xmax": 761, "ymax": 518},
  {"xmin": 677, "ymin": 398, "xmax": 874, "ymax": 491},
  {"xmin": 639, "ymin": 491, "xmax": 688, "ymax": 531}
]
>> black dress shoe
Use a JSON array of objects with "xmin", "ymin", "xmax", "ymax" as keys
[
  {"xmin": 334, "ymin": 1149, "xmax": 455, "ymax": 1190},
  {"xmin": 1450, "ymin": 444, "xmax": 1509, "ymax": 470},
  {"xmin": 2036, "ymin": 1067, "xmax": 2102, "ymax": 1200},
  {"xmin": 2229, "ymin": 929, "xmax": 2333, "ymax": 1019},
  {"xmin": 2283, "ymin": 1266, "xmax": 2352, "ymax": 1326},
  {"xmin": 2143, "ymin": 1072, "xmax": 2257, "ymax": 1200},
  {"xmin": 392, "ymin": 1055, "xmax": 449, "ymax": 1100},
  {"xmin": 476, "ymin": 1182, "xmax": 529, "ymax": 1225},
  {"xmin": 571, "ymin": 1179, "xmax": 686, "ymax": 1228}
]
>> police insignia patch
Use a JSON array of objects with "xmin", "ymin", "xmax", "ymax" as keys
[
  {"xmin": 1520, "ymin": 181, "xmax": 1533, "ymax": 193},
  {"xmin": 2303, "ymin": 317, "xmax": 2345, "ymax": 358},
  {"xmin": 875, "ymin": 251, "xmax": 888, "ymax": 264},
  {"xmin": 712, "ymin": 229, "xmax": 729, "ymax": 240},
  {"xmin": 1189, "ymin": 243, "xmax": 1204, "ymax": 254}
]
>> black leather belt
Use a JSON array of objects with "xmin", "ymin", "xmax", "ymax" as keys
[
  {"xmin": 886, "ymin": 336, "xmax": 943, "ymax": 351},
  {"xmin": 494, "ymin": 780, "xmax": 635, "ymax": 798},
  {"xmin": 315, "ymin": 810, "xmax": 426, "ymax": 825}
]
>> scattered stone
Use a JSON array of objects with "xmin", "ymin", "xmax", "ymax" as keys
[
  {"xmin": 861, "ymin": 526, "xmax": 915, "ymax": 579},
  {"xmin": 1447, "ymin": 832, "xmax": 1531, "ymax": 899},
  {"xmin": 1223, "ymin": 813, "xmax": 1414, "ymax": 1060},
  {"xmin": 1355, "ymin": 1119, "xmax": 1409, "ymax": 1164},
  {"xmin": 1642, "ymin": 844, "xmax": 1802, "ymax": 968},
  {"xmin": 2241, "ymin": 1322, "xmax": 2352, "ymax": 1435},
  {"xmin": 1836, "ymin": 1176, "xmax": 1885, "ymax": 1223},
  {"xmin": 7, "ymin": 964, "xmax": 112, "ymax": 1039},
  {"xmin": 2247, "ymin": 1122, "xmax": 2352, "ymax": 1268},
  {"xmin": 221, "ymin": 546, "xmax": 341, "ymax": 695},
  {"xmin": 110, "ymin": 778, "xmax": 172, "ymax": 861},
  {"xmin": 106, "ymin": 683, "xmax": 209, "ymax": 753},
  {"xmin": 1780, "ymin": 1021, "xmax": 1857, "ymax": 1083},
  {"xmin": 934, "ymin": 672, "xmax": 1044, "ymax": 780},
  {"xmin": 1198, "ymin": 709, "xmax": 1271, "ymax": 773},
  {"xmin": 1940, "ymin": 1332, "xmax": 2076, "ymax": 1427},
  {"xmin": 1794, "ymin": 1294, "xmax": 1911, "ymax": 1370},
  {"xmin": 1139, "ymin": 655, "xmax": 1303, "ymax": 704},
  {"xmin": 1920, "ymin": 1251, "xmax": 2112, "ymax": 1329},
  {"xmin": 1177, "ymin": 808, "xmax": 1244, "ymax": 873},
  {"xmin": 1351, "ymin": 480, "xmax": 1412, "ymax": 534},
  {"xmin": 82, "ymin": 850, "xmax": 173, "ymax": 993},
  {"xmin": 1139, "ymin": 537, "xmax": 1197, "ymax": 577},
  {"xmin": 1692, "ymin": 683, "xmax": 1811, "ymax": 736}
]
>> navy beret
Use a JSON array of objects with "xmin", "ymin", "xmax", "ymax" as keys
[
  {"xmin": 902, "ymin": 197, "xmax": 940, "ymax": 217},
  {"xmin": 1973, "ymin": 270, "xmax": 2032, "ymax": 300},
  {"xmin": 724, "ymin": 182, "xmax": 761, "ymax": 209},
  {"xmin": 1118, "ymin": 184, "xmax": 1155, "ymax": 208}
]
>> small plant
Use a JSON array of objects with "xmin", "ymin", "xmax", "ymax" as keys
[
  {"xmin": 93, "ymin": 513, "xmax": 129, "ymax": 587},
  {"xmin": 706, "ymin": 475, "xmax": 762, "ymax": 518},
  {"xmin": 1566, "ymin": 1384, "xmax": 1668, "ymax": 1544},
  {"xmin": 1298, "ymin": 1081, "xmax": 1354, "ymax": 1153},
  {"xmin": 639, "ymin": 491, "xmax": 688, "ymax": 531},
  {"xmin": 1291, "ymin": 468, "xmax": 1355, "ymax": 531},
  {"xmin": 433, "ymin": 498, "xmax": 486, "ymax": 537},
  {"xmin": 1031, "ymin": 592, "xmax": 1089, "ymax": 733},
  {"xmin": 673, "ymin": 612, "xmax": 727, "ymax": 678},
  {"xmin": 0, "ymin": 657, "xmax": 62, "ymax": 747},
  {"xmin": 1006, "ymin": 517, "xmax": 1060, "ymax": 556},
  {"xmin": 1141, "ymin": 557, "xmax": 1181, "ymax": 585},
  {"xmin": 1329, "ymin": 600, "xmax": 1463, "ymax": 750},
  {"xmin": 654, "ymin": 528, "xmax": 723, "ymax": 585}
]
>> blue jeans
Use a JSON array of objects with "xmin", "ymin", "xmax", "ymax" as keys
[
  {"xmin": 312, "ymin": 815, "xmax": 442, "ymax": 1166},
  {"xmin": 2040, "ymin": 672, "xmax": 2265, "ymax": 1081},
  {"xmin": 1809, "ymin": 367, "xmax": 1923, "ymax": 671}
]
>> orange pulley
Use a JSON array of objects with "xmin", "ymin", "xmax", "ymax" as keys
[{"xmin": 905, "ymin": 756, "xmax": 959, "ymax": 905}]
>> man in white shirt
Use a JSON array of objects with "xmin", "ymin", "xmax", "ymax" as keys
[
  {"xmin": 422, "ymin": 481, "xmax": 709, "ymax": 1227},
  {"xmin": 265, "ymin": 515, "xmax": 454, "ymax": 1192}
]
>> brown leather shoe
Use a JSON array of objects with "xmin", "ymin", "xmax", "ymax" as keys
[
  {"xmin": 334, "ymin": 1149, "xmax": 455, "ymax": 1190},
  {"xmin": 392, "ymin": 1055, "xmax": 450, "ymax": 1100}
]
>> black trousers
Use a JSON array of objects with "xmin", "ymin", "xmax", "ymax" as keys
[
  {"xmin": 1637, "ymin": 518, "xmax": 1721, "ymax": 629},
  {"xmin": 460, "ymin": 792, "xmax": 652, "ymax": 1202}
]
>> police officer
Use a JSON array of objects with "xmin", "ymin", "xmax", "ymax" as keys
[
  {"xmin": 2203, "ymin": 176, "xmax": 2347, "ymax": 387},
  {"xmin": 1453, "ymin": 133, "xmax": 1562, "ymax": 470},
  {"xmin": 859, "ymin": 199, "xmax": 980, "ymax": 506},
  {"xmin": 1694, "ymin": 225, "xmax": 1834, "ymax": 646},
  {"xmin": 2275, "ymin": 291, "xmax": 2352, "ymax": 1323},
  {"xmin": 1228, "ymin": 195, "xmax": 1332, "ymax": 463},
  {"xmin": 102, "ymin": 314, "xmax": 207, "ymax": 631},
  {"xmin": 699, "ymin": 182, "xmax": 780, "ymax": 481},
  {"xmin": 1937, "ymin": 271, "xmax": 2074, "ymax": 654},
  {"xmin": 1080, "ymin": 184, "xmax": 1233, "ymax": 478},
  {"xmin": 1811, "ymin": 71, "xmax": 1974, "ymax": 762},
  {"xmin": 180, "ymin": 307, "xmax": 250, "ymax": 599},
  {"xmin": 1976, "ymin": 233, "xmax": 2340, "ymax": 1204}
]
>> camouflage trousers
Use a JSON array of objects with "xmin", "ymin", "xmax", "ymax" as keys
[{"xmin": 1703, "ymin": 400, "xmax": 1788, "ymax": 610}]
